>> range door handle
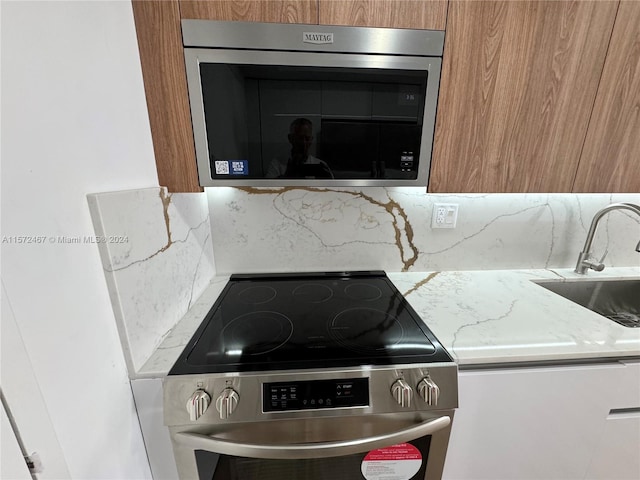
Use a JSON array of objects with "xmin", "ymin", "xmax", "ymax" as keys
[{"xmin": 174, "ymin": 415, "xmax": 450, "ymax": 460}]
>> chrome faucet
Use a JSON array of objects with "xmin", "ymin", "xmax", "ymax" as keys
[{"xmin": 574, "ymin": 202, "xmax": 640, "ymax": 274}]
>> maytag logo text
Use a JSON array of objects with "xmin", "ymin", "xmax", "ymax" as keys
[{"xmin": 302, "ymin": 32, "xmax": 334, "ymax": 44}]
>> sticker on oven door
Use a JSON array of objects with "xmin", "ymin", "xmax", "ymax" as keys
[
  {"xmin": 361, "ymin": 443, "xmax": 422, "ymax": 480},
  {"xmin": 214, "ymin": 160, "xmax": 249, "ymax": 175}
]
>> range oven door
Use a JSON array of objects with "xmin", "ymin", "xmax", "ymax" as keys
[{"xmin": 169, "ymin": 411, "xmax": 454, "ymax": 480}]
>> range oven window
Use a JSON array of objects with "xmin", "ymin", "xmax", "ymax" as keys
[
  {"xmin": 199, "ymin": 63, "xmax": 427, "ymax": 182},
  {"xmin": 194, "ymin": 437, "xmax": 431, "ymax": 480}
]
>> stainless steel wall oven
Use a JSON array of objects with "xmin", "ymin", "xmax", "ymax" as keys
[
  {"xmin": 181, "ymin": 21, "xmax": 444, "ymax": 187},
  {"xmin": 164, "ymin": 272, "xmax": 458, "ymax": 480}
]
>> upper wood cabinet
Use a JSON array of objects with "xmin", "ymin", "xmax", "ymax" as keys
[
  {"xmin": 572, "ymin": 0, "xmax": 640, "ymax": 193},
  {"xmin": 133, "ymin": 0, "xmax": 447, "ymax": 192},
  {"xmin": 429, "ymin": 0, "xmax": 619, "ymax": 193},
  {"xmin": 133, "ymin": 0, "xmax": 317, "ymax": 193},
  {"xmin": 178, "ymin": 0, "xmax": 448, "ymax": 29},
  {"xmin": 318, "ymin": 0, "xmax": 447, "ymax": 30},
  {"xmin": 179, "ymin": 0, "xmax": 318, "ymax": 24},
  {"xmin": 133, "ymin": 0, "xmax": 636, "ymax": 193},
  {"xmin": 132, "ymin": 0, "xmax": 201, "ymax": 192}
]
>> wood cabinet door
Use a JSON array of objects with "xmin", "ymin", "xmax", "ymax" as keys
[
  {"xmin": 132, "ymin": 0, "xmax": 201, "ymax": 193},
  {"xmin": 179, "ymin": 1, "xmax": 318, "ymax": 24},
  {"xmin": 318, "ymin": 0, "xmax": 447, "ymax": 30},
  {"xmin": 572, "ymin": 1, "xmax": 640, "ymax": 193},
  {"xmin": 429, "ymin": 0, "xmax": 618, "ymax": 193}
]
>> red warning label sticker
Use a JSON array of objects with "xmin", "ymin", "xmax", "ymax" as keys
[{"xmin": 361, "ymin": 443, "xmax": 422, "ymax": 480}]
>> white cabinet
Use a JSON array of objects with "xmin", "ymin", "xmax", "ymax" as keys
[
  {"xmin": 443, "ymin": 361, "xmax": 640, "ymax": 480},
  {"xmin": 131, "ymin": 378, "xmax": 179, "ymax": 480},
  {"xmin": 584, "ymin": 409, "xmax": 640, "ymax": 479}
]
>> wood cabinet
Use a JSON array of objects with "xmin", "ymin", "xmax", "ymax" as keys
[
  {"xmin": 318, "ymin": 0, "xmax": 447, "ymax": 30},
  {"xmin": 429, "ymin": 0, "xmax": 618, "ymax": 193},
  {"xmin": 133, "ymin": 0, "xmax": 638, "ymax": 193},
  {"xmin": 133, "ymin": 0, "xmax": 446, "ymax": 192},
  {"xmin": 572, "ymin": 0, "xmax": 640, "ymax": 193},
  {"xmin": 179, "ymin": 0, "xmax": 318, "ymax": 23},
  {"xmin": 132, "ymin": 0, "xmax": 317, "ymax": 193},
  {"xmin": 132, "ymin": 0, "xmax": 201, "ymax": 193},
  {"xmin": 177, "ymin": 1, "xmax": 448, "ymax": 32}
]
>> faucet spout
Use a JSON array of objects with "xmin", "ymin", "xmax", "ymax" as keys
[{"xmin": 574, "ymin": 202, "xmax": 640, "ymax": 275}]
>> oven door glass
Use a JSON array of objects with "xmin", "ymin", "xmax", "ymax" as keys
[
  {"xmin": 174, "ymin": 413, "xmax": 453, "ymax": 480},
  {"xmin": 184, "ymin": 49, "xmax": 441, "ymax": 187},
  {"xmin": 195, "ymin": 437, "xmax": 431, "ymax": 480}
]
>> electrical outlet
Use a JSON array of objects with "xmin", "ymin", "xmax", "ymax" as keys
[{"xmin": 431, "ymin": 203, "xmax": 459, "ymax": 228}]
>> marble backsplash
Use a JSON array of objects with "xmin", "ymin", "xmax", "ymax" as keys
[
  {"xmin": 88, "ymin": 187, "xmax": 215, "ymax": 374},
  {"xmin": 88, "ymin": 186, "xmax": 639, "ymax": 374},
  {"xmin": 207, "ymin": 188, "xmax": 640, "ymax": 274}
]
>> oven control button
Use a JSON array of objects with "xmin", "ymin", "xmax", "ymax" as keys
[
  {"xmin": 215, "ymin": 387, "xmax": 239, "ymax": 420},
  {"xmin": 186, "ymin": 389, "xmax": 211, "ymax": 422},
  {"xmin": 417, "ymin": 376, "xmax": 440, "ymax": 406},
  {"xmin": 391, "ymin": 379, "xmax": 412, "ymax": 408}
]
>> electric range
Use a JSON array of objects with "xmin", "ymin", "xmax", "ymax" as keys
[{"xmin": 164, "ymin": 271, "xmax": 458, "ymax": 480}]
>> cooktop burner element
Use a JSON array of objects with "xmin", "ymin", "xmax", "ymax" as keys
[
  {"xmin": 292, "ymin": 283, "xmax": 334, "ymax": 303},
  {"xmin": 169, "ymin": 271, "xmax": 452, "ymax": 375},
  {"xmin": 221, "ymin": 311, "xmax": 293, "ymax": 356},
  {"xmin": 236, "ymin": 285, "xmax": 277, "ymax": 304},
  {"xmin": 344, "ymin": 283, "xmax": 383, "ymax": 301},
  {"xmin": 329, "ymin": 307, "xmax": 406, "ymax": 354}
]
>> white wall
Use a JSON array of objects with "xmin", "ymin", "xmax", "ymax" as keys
[{"xmin": 1, "ymin": 1, "xmax": 157, "ymax": 478}]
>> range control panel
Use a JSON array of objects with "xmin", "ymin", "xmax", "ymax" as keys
[{"xmin": 263, "ymin": 378, "xmax": 369, "ymax": 412}]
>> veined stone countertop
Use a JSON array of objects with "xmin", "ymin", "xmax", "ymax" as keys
[{"xmin": 136, "ymin": 267, "xmax": 640, "ymax": 378}]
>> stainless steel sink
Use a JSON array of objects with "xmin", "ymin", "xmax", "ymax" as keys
[{"xmin": 535, "ymin": 279, "xmax": 640, "ymax": 328}]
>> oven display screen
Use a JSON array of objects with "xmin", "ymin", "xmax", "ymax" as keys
[{"xmin": 263, "ymin": 378, "xmax": 369, "ymax": 412}]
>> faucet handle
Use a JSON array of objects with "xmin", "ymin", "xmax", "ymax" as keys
[
  {"xmin": 585, "ymin": 260, "xmax": 604, "ymax": 272},
  {"xmin": 585, "ymin": 249, "xmax": 607, "ymax": 272}
]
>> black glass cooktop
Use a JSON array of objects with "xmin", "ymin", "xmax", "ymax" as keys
[{"xmin": 169, "ymin": 271, "xmax": 452, "ymax": 375}]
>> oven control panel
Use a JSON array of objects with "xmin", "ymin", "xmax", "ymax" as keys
[{"xmin": 263, "ymin": 378, "xmax": 369, "ymax": 412}]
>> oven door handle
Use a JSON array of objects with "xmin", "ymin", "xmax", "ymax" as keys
[{"xmin": 174, "ymin": 415, "xmax": 450, "ymax": 460}]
